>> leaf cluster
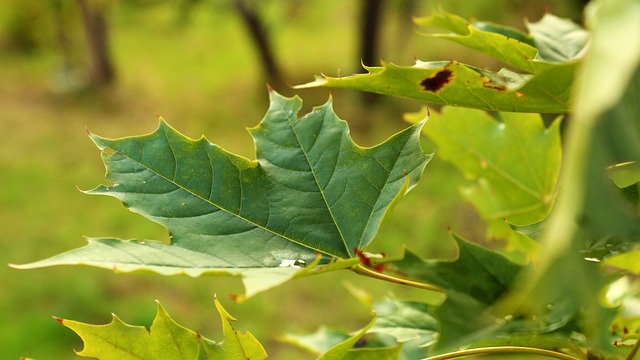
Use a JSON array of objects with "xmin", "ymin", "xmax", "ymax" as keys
[{"xmin": 11, "ymin": 0, "xmax": 640, "ymax": 359}]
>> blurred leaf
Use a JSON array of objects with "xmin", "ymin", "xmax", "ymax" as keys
[
  {"xmin": 57, "ymin": 299, "xmax": 265, "ymax": 360},
  {"xmin": 392, "ymin": 235, "xmax": 586, "ymax": 355},
  {"xmin": 508, "ymin": 220, "xmax": 547, "ymax": 242},
  {"xmin": 411, "ymin": 106, "xmax": 562, "ymax": 225},
  {"xmin": 282, "ymin": 319, "xmax": 402, "ymax": 360},
  {"xmin": 574, "ymin": 0, "xmax": 640, "ymax": 123},
  {"xmin": 13, "ymin": 91, "xmax": 429, "ymax": 297},
  {"xmin": 486, "ymin": 220, "xmax": 540, "ymax": 264},
  {"xmin": 416, "ymin": 11, "xmax": 587, "ymax": 71},
  {"xmin": 581, "ymin": 71, "xmax": 640, "ymax": 244},
  {"xmin": 208, "ymin": 298, "xmax": 267, "ymax": 359},
  {"xmin": 281, "ymin": 327, "xmax": 351, "ymax": 355},
  {"xmin": 607, "ymin": 162, "xmax": 640, "ymax": 189},
  {"xmin": 338, "ymin": 346, "xmax": 403, "ymax": 360},
  {"xmin": 282, "ymin": 325, "xmax": 403, "ymax": 360},
  {"xmin": 396, "ymin": 235, "xmax": 523, "ymax": 308},
  {"xmin": 317, "ymin": 318, "xmax": 376, "ymax": 360},
  {"xmin": 604, "ymin": 250, "xmax": 640, "ymax": 274},
  {"xmin": 393, "ymin": 235, "xmax": 523, "ymax": 350},
  {"xmin": 298, "ymin": 11, "xmax": 587, "ymax": 114},
  {"xmin": 370, "ymin": 298, "xmax": 438, "ymax": 345},
  {"xmin": 503, "ymin": 0, "xmax": 640, "ymax": 356},
  {"xmin": 525, "ymin": 14, "xmax": 590, "ymax": 63}
]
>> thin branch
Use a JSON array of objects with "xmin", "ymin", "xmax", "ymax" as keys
[
  {"xmin": 425, "ymin": 346, "xmax": 580, "ymax": 360},
  {"xmin": 350, "ymin": 264, "xmax": 443, "ymax": 292}
]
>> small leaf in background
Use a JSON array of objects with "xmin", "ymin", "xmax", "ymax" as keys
[
  {"xmin": 337, "ymin": 346, "xmax": 403, "ymax": 360},
  {"xmin": 369, "ymin": 298, "xmax": 438, "ymax": 346},
  {"xmin": 208, "ymin": 297, "xmax": 267, "ymax": 359},
  {"xmin": 13, "ymin": 91, "xmax": 430, "ymax": 298},
  {"xmin": 412, "ymin": 106, "xmax": 562, "ymax": 225},
  {"xmin": 607, "ymin": 162, "xmax": 640, "ymax": 189},
  {"xmin": 392, "ymin": 235, "xmax": 585, "ymax": 356},
  {"xmin": 56, "ymin": 300, "xmax": 262, "ymax": 360},
  {"xmin": 604, "ymin": 250, "xmax": 640, "ymax": 275},
  {"xmin": 316, "ymin": 317, "xmax": 376, "ymax": 360},
  {"xmin": 486, "ymin": 220, "xmax": 541, "ymax": 264},
  {"xmin": 280, "ymin": 326, "xmax": 351, "ymax": 356},
  {"xmin": 283, "ymin": 317, "xmax": 406, "ymax": 359},
  {"xmin": 525, "ymin": 14, "xmax": 590, "ymax": 63},
  {"xmin": 393, "ymin": 234, "xmax": 523, "ymax": 350},
  {"xmin": 415, "ymin": 10, "xmax": 537, "ymax": 72}
]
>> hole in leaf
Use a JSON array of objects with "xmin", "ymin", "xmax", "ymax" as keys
[{"xmin": 420, "ymin": 69, "xmax": 453, "ymax": 92}]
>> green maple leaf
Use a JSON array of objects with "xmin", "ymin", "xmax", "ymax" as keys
[
  {"xmin": 369, "ymin": 297, "xmax": 438, "ymax": 345},
  {"xmin": 208, "ymin": 298, "xmax": 267, "ymax": 359},
  {"xmin": 416, "ymin": 11, "xmax": 588, "ymax": 71},
  {"xmin": 393, "ymin": 235, "xmax": 584, "ymax": 355},
  {"xmin": 283, "ymin": 320, "xmax": 403, "ymax": 360},
  {"xmin": 13, "ymin": 90, "xmax": 430, "ymax": 297},
  {"xmin": 57, "ymin": 299, "xmax": 266, "ymax": 360},
  {"xmin": 280, "ymin": 326, "xmax": 351, "ymax": 355},
  {"xmin": 297, "ymin": 11, "xmax": 587, "ymax": 114},
  {"xmin": 408, "ymin": 106, "xmax": 562, "ymax": 225},
  {"xmin": 391, "ymin": 235, "xmax": 523, "ymax": 350}
]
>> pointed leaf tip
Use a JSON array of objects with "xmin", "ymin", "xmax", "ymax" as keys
[{"xmin": 53, "ymin": 316, "xmax": 64, "ymax": 325}]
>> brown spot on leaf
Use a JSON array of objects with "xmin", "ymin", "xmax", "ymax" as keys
[
  {"xmin": 421, "ymin": 69, "xmax": 453, "ymax": 92},
  {"xmin": 483, "ymin": 80, "xmax": 506, "ymax": 91},
  {"xmin": 516, "ymin": 91, "xmax": 526, "ymax": 97}
]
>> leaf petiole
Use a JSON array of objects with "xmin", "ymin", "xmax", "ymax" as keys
[
  {"xmin": 350, "ymin": 264, "xmax": 443, "ymax": 292},
  {"xmin": 424, "ymin": 346, "xmax": 580, "ymax": 360}
]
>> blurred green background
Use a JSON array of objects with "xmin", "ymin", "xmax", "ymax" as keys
[{"xmin": 1, "ymin": 1, "xmax": 585, "ymax": 358}]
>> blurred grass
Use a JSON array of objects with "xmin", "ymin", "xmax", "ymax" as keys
[{"xmin": 0, "ymin": 1, "xmax": 582, "ymax": 358}]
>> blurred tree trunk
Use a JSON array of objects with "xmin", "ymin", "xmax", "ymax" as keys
[
  {"xmin": 233, "ymin": 0, "xmax": 284, "ymax": 89},
  {"xmin": 77, "ymin": 0, "xmax": 115, "ymax": 86},
  {"xmin": 360, "ymin": 0, "xmax": 383, "ymax": 68},
  {"xmin": 358, "ymin": 0, "xmax": 384, "ymax": 106}
]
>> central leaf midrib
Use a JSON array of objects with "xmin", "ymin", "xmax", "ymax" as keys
[
  {"xmin": 115, "ymin": 133, "xmax": 336, "ymax": 258},
  {"xmin": 281, "ymin": 105, "xmax": 352, "ymax": 258}
]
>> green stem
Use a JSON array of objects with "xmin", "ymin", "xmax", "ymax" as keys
[
  {"xmin": 350, "ymin": 264, "xmax": 443, "ymax": 292},
  {"xmin": 626, "ymin": 339, "xmax": 640, "ymax": 360},
  {"xmin": 425, "ymin": 346, "xmax": 580, "ymax": 360}
]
